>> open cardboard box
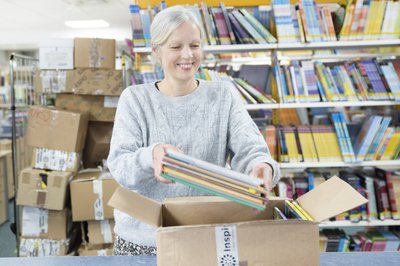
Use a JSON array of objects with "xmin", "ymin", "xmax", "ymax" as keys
[{"xmin": 108, "ymin": 176, "xmax": 367, "ymax": 266}]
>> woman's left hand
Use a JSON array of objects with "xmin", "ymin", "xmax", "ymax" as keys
[{"xmin": 250, "ymin": 163, "xmax": 273, "ymax": 195}]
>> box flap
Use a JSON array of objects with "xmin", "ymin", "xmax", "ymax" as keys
[
  {"xmin": 108, "ymin": 187, "xmax": 162, "ymax": 227},
  {"xmin": 297, "ymin": 175, "xmax": 368, "ymax": 222}
]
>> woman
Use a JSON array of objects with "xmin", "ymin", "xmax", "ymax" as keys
[{"xmin": 108, "ymin": 5, "xmax": 280, "ymax": 256}]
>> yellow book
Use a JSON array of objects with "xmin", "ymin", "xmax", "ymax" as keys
[
  {"xmin": 298, "ymin": 126, "xmax": 318, "ymax": 162},
  {"xmin": 363, "ymin": 1, "xmax": 379, "ymax": 40},
  {"xmin": 380, "ymin": 129, "xmax": 400, "ymax": 160},
  {"xmin": 325, "ymin": 128, "xmax": 343, "ymax": 162},
  {"xmin": 372, "ymin": 127, "xmax": 393, "ymax": 160},
  {"xmin": 284, "ymin": 128, "xmax": 300, "ymax": 163},
  {"xmin": 285, "ymin": 200, "xmax": 308, "ymax": 220},
  {"xmin": 292, "ymin": 200, "xmax": 314, "ymax": 221}
]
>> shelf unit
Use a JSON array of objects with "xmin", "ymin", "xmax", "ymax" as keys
[{"xmin": 132, "ymin": 31, "xmax": 400, "ymax": 231}]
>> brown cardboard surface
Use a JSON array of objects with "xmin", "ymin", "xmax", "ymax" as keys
[
  {"xmin": 0, "ymin": 189, "xmax": 7, "ymax": 225},
  {"xmin": 157, "ymin": 220, "xmax": 319, "ymax": 266},
  {"xmin": 16, "ymin": 168, "xmax": 72, "ymax": 211},
  {"xmin": 297, "ymin": 175, "xmax": 368, "ymax": 222},
  {"xmin": 70, "ymin": 170, "xmax": 119, "ymax": 221},
  {"xmin": 71, "ymin": 69, "xmax": 122, "ymax": 96},
  {"xmin": 163, "ymin": 196, "xmax": 284, "ymax": 226},
  {"xmin": 108, "ymin": 186, "xmax": 162, "ymax": 227},
  {"xmin": 74, "ymin": 38, "xmax": 116, "ymax": 69},
  {"xmin": 87, "ymin": 219, "xmax": 115, "ymax": 244},
  {"xmin": 26, "ymin": 106, "xmax": 89, "ymax": 152},
  {"xmin": 3, "ymin": 151, "xmax": 15, "ymax": 199},
  {"xmin": 21, "ymin": 207, "xmax": 69, "ymax": 239},
  {"xmin": 82, "ymin": 122, "xmax": 113, "ymax": 168},
  {"xmin": 55, "ymin": 94, "xmax": 116, "ymax": 122}
]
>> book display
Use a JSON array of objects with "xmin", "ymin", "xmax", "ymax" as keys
[{"xmin": 128, "ymin": 0, "xmax": 400, "ymax": 251}]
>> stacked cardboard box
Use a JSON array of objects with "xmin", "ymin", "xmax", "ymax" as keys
[
  {"xmin": 36, "ymin": 37, "xmax": 122, "ymax": 122},
  {"xmin": 25, "ymin": 37, "xmax": 121, "ymax": 256},
  {"xmin": 16, "ymin": 105, "xmax": 89, "ymax": 257},
  {"xmin": 70, "ymin": 169, "xmax": 118, "ymax": 255}
]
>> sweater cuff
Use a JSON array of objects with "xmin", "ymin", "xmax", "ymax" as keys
[{"xmin": 141, "ymin": 143, "xmax": 162, "ymax": 170}]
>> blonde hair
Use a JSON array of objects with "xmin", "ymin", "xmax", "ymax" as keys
[{"xmin": 150, "ymin": 5, "xmax": 204, "ymax": 65}]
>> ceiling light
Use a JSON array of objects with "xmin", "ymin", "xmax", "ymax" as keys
[{"xmin": 65, "ymin": 19, "xmax": 110, "ymax": 29}]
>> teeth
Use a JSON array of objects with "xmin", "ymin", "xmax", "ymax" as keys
[{"xmin": 178, "ymin": 63, "xmax": 192, "ymax": 69}]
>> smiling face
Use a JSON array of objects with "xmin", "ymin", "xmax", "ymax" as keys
[{"xmin": 154, "ymin": 21, "xmax": 203, "ymax": 83}]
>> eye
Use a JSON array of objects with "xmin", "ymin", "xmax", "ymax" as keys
[
  {"xmin": 191, "ymin": 44, "xmax": 200, "ymax": 48},
  {"xmin": 170, "ymin": 46, "xmax": 180, "ymax": 50}
]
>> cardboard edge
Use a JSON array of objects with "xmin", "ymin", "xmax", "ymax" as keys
[{"xmin": 107, "ymin": 186, "xmax": 162, "ymax": 227}]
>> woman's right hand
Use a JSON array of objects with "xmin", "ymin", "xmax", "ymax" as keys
[{"xmin": 152, "ymin": 144, "xmax": 183, "ymax": 183}]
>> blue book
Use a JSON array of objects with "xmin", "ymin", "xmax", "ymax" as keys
[
  {"xmin": 338, "ymin": 112, "xmax": 356, "ymax": 162},
  {"xmin": 353, "ymin": 116, "xmax": 382, "ymax": 162},
  {"xmin": 140, "ymin": 9, "xmax": 152, "ymax": 47},
  {"xmin": 331, "ymin": 112, "xmax": 349, "ymax": 162},
  {"xmin": 365, "ymin": 116, "xmax": 391, "ymax": 161}
]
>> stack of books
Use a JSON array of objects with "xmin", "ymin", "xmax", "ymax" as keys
[{"xmin": 160, "ymin": 150, "xmax": 268, "ymax": 210}]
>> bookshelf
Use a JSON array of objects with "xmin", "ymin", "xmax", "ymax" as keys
[{"xmin": 129, "ymin": 2, "xmax": 400, "ymax": 237}]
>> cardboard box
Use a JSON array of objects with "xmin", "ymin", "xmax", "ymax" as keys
[
  {"xmin": 19, "ymin": 238, "xmax": 69, "ymax": 257},
  {"xmin": 0, "ymin": 189, "xmax": 7, "ymax": 225},
  {"xmin": 0, "ymin": 151, "xmax": 13, "ymax": 199},
  {"xmin": 39, "ymin": 39, "xmax": 74, "ymax": 70},
  {"xmin": 70, "ymin": 169, "xmax": 119, "ymax": 221},
  {"xmin": 31, "ymin": 147, "xmax": 81, "ymax": 172},
  {"xmin": 83, "ymin": 122, "xmax": 113, "ymax": 168},
  {"xmin": 87, "ymin": 219, "xmax": 115, "ymax": 245},
  {"xmin": 74, "ymin": 38, "xmax": 116, "ymax": 69},
  {"xmin": 35, "ymin": 70, "xmax": 74, "ymax": 94},
  {"xmin": 109, "ymin": 176, "xmax": 367, "ymax": 266},
  {"xmin": 16, "ymin": 168, "xmax": 73, "ymax": 211},
  {"xmin": 26, "ymin": 106, "xmax": 89, "ymax": 152},
  {"xmin": 70, "ymin": 69, "xmax": 123, "ymax": 96},
  {"xmin": 35, "ymin": 69, "xmax": 122, "ymax": 96},
  {"xmin": 55, "ymin": 94, "xmax": 117, "ymax": 122},
  {"xmin": 21, "ymin": 207, "xmax": 69, "ymax": 239}
]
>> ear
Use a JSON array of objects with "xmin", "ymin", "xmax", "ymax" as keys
[{"xmin": 152, "ymin": 46, "xmax": 160, "ymax": 59}]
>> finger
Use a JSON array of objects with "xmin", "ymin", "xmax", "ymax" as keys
[{"xmin": 157, "ymin": 174, "xmax": 174, "ymax": 183}]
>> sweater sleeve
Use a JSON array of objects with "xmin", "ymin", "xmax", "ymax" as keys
[
  {"xmin": 107, "ymin": 88, "xmax": 156, "ymax": 190},
  {"xmin": 225, "ymin": 83, "xmax": 281, "ymax": 186}
]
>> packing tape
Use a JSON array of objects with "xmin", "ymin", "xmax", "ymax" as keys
[
  {"xmin": 215, "ymin": 225, "xmax": 239, "ymax": 266},
  {"xmin": 97, "ymin": 249, "xmax": 107, "ymax": 256},
  {"xmin": 93, "ymin": 180, "xmax": 104, "ymax": 220},
  {"xmin": 100, "ymin": 219, "xmax": 113, "ymax": 243}
]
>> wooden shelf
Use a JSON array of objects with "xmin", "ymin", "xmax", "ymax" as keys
[
  {"xmin": 279, "ymin": 160, "xmax": 400, "ymax": 169},
  {"xmin": 319, "ymin": 219, "xmax": 400, "ymax": 228}
]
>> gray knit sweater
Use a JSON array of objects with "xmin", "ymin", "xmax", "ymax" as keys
[{"xmin": 107, "ymin": 79, "xmax": 280, "ymax": 246}]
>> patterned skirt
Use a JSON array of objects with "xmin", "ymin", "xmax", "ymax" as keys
[{"xmin": 113, "ymin": 234, "xmax": 157, "ymax": 256}]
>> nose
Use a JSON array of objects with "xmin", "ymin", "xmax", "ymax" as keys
[{"xmin": 182, "ymin": 46, "xmax": 193, "ymax": 58}]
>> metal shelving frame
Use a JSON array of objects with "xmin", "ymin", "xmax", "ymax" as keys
[{"xmin": 9, "ymin": 53, "xmax": 38, "ymax": 256}]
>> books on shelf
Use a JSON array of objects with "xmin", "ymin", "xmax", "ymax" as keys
[
  {"xmin": 273, "ymin": 59, "xmax": 400, "ymax": 104},
  {"xmin": 129, "ymin": 1, "xmax": 400, "ymax": 48},
  {"xmin": 160, "ymin": 150, "xmax": 268, "ymax": 211}
]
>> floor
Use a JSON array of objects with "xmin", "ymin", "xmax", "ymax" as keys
[{"xmin": 0, "ymin": 199, "xmax": 17, "ymax": 257}]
